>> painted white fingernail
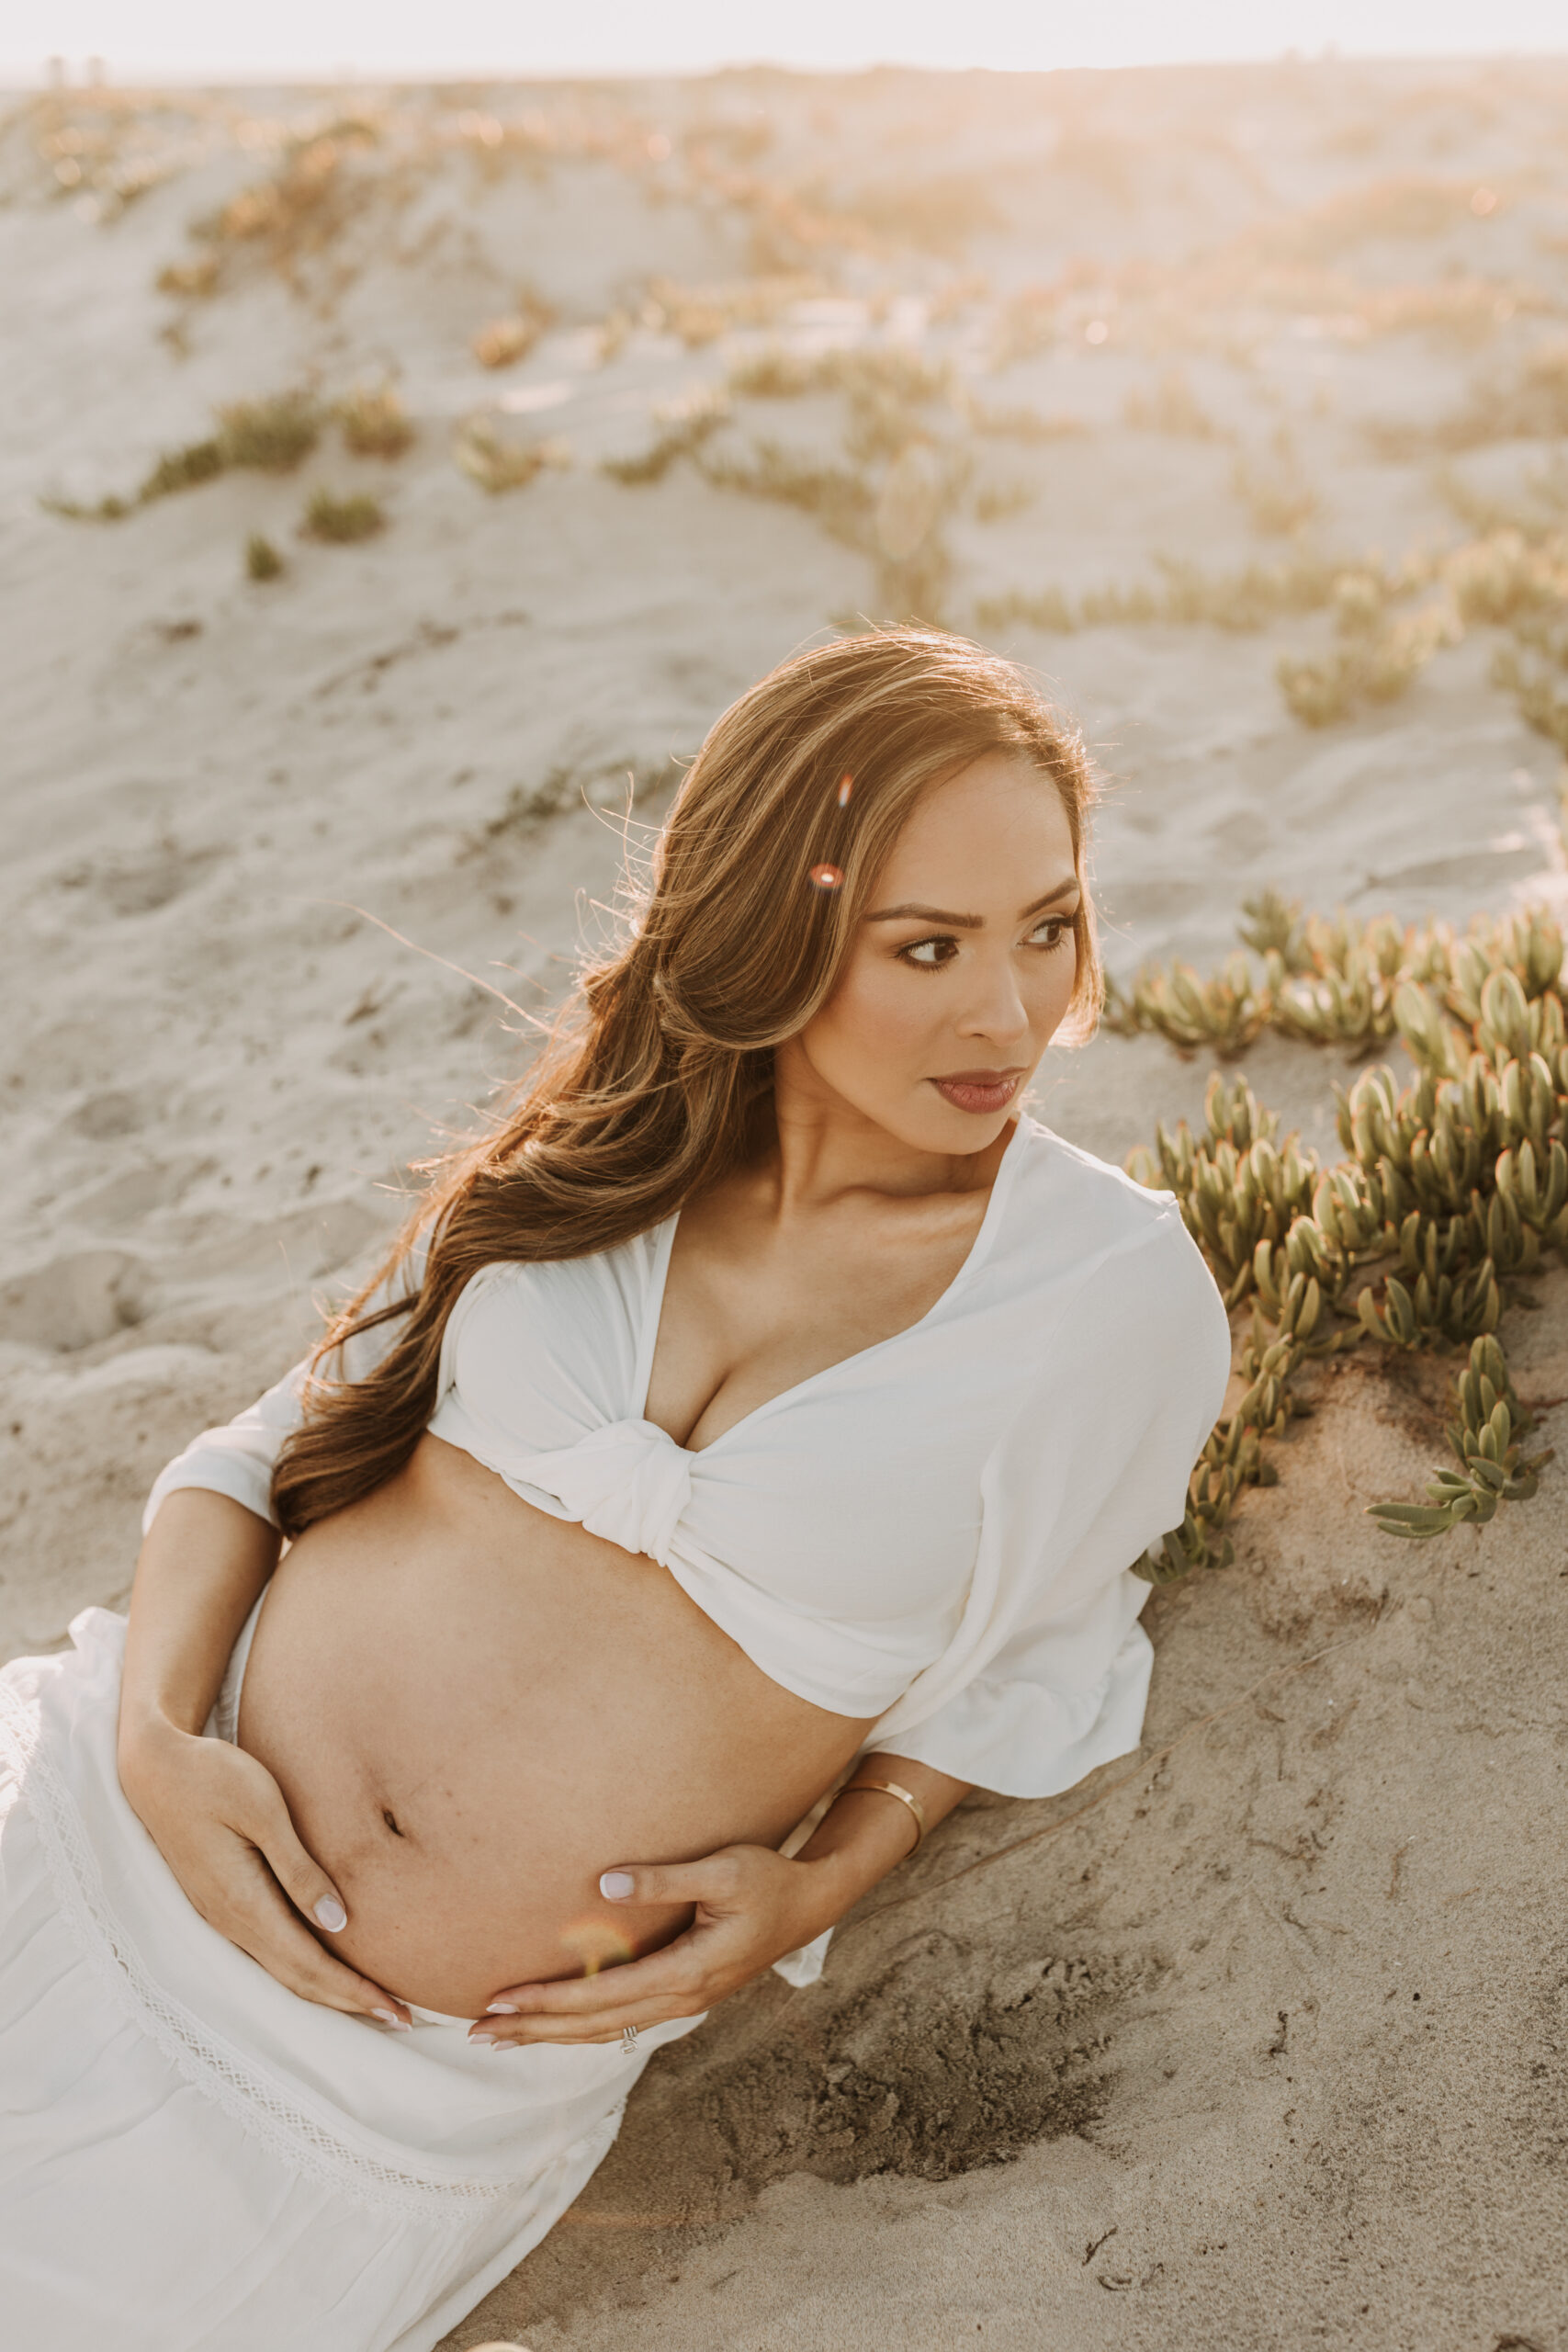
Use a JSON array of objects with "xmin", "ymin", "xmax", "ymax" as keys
[
  {"xmin": 486, "ymin": 2001, "xmax": 518, "ymax": 2015},
  {"xmin": 314, "ymin": 1896, "xmax": 348, "ymax": 1932},
  {"xmin": 469, "ymin": 2030, "xmax": 499, "ymax": 2046},
  {"xmin": 372, "ymin": 2008, "xmax": 409, "ymax": 2030},
  {"xmin": 600, "ymin": 1871, "xmax": 635, "ymax": 1899}
]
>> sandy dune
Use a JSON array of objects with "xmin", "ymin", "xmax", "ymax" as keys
[{"xmin": 3, "ymin": 53, "xmax": 1568, "ymax": 2349}]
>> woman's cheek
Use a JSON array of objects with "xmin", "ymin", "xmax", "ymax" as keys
[
  {"xmin": 816, "ymin": 968, "xmax": 929, "ymax": 1091},
  {"xmin": 852, "ymin": 969, "xmax": 937, "ymax": 1066}
]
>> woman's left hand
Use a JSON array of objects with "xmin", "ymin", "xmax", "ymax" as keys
[{"xmin": 468, "ymin": 1845, "xmax": 828, "ymax": 2048}]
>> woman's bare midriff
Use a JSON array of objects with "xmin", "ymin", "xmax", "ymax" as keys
[{"xmin": 236, "ymin": 1434, "xmax": 874, "ymax": 2017}]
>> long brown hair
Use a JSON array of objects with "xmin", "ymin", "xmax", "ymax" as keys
[{"xmin": 272, "ymin": 628, "xmax": 1100, "ymax": 1534}]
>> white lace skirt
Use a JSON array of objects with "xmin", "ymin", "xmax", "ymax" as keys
[{"xmin": 0, "ymin": 1609, "xmax": 701, "ymax": 2352}]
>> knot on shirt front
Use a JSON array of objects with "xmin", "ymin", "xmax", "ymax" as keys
[{"xmin": 523, "ymin": 1418, "xmax": 694, "ymax": 1564}]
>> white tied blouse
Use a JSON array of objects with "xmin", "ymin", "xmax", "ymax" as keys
[{"xmin": 144, "ymin": 1117, "xmax": 1232, "ymax": 1800}]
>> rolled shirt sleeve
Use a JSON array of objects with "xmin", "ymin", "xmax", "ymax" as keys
[
  {"xmin": 140, "ymin": 1252, "xmax": 423, "ymax": 1536},
  {"xmin": 141, "ymin": 1357, "xmax": 314, "ymax": 1534},
  {"xmin": 865, "ymin": 1204, "xmax": 1232, "ymax": 1799}
]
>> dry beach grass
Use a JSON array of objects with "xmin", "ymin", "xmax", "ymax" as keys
[{"xmin": 5, "ymin": 51, "xmax": 1568, "ymax": 2350}]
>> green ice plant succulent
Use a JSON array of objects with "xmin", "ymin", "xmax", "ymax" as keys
[
  {"xmin": 1106, "ymin": 895, "xmax": 1565, "ymax": 1064},
  {"xmin": 1126, "ymin": 1073, "xmax": 1321, "ymax": 1309},
  {"xmin": 1365, "ymin": 1335, "xmax": 1551, "ymax": 1538},
  {"xmin": 1126, "ymin": 904, "xmax": 1565, "ymax": 1581},
  {"xmin": 1103, "ymin": 955, "xmax": 1269, "ymax": 1057}
]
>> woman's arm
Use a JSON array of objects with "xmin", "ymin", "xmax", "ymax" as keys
[
  {"xmin": 118, "ymin": 1490, "xmax": 412, "ymax": 2027},
  {"xmin": 470, "ymin": 1755, "xmax": 969, "ymax": 2046},
  {"xmin": 120, "ymin": 1488, "xmax": 277, "ymax": 1736}
]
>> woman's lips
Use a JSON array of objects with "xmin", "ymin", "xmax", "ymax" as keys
[{"xmin": 931, "ymin": 1071, "xmax": 1022, "ymax": 1114}]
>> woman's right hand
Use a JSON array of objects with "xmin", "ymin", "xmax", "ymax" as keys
[{"xmin": 118, "ymin": 1714, "xmax": 412, "ymax": 2029}]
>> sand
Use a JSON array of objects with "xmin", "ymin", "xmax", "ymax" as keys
[{"xmin": 3, "ymin": 52, "xmax": 1568, "ymax": 2350}]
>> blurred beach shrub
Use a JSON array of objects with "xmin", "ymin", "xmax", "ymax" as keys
[
  {"xmin": 155, "ymin": 252, "xmax": 220, "ymax": 300},
  {"xmin": 956, "ymin": 395, "xmax": 1088, "ymax": 444},
  {"xmin": 454, "ymin": 417, "xmax": 571, "ymax": 493},
  {"xmin": 1492, "ymin": 647, "xmax": 1568, "ymax": 752},
  {"xmin": 986, "ymin": 521, "xmax": 1568, "ymax": 741},
  {"xmin": 337, "ymin": 381, "xmax": 415, "ymax": 458},
  {"xmin": 701, "ymin": 437, "xmax": 874, "ymax": 542},
  {"xmin": 602, "ymin": 384, "xmax": 731, "ymax": 485},
  {"xmin": 987, "ymin": 285, "xmax": 1058, "ymax": 370},
  {"xmin": 471, "ymin": 291, "xmax": 555, "ymax": 370},
  {"xmin": 299, "ymin": 487, "xmax": 385, "ymax": 542},
  {"xmin": 124, "ymin": 391, "xmax": 321, "ymax": 512},
  {"xmin": 1232, "ymin": 429, "xmax": 1320, "ymax": 537},
  {"xmin": 973, "ymin": 479, "xmax": 1039, "ymax": 523},
  {"xmin": 192, "ymin": 119, "xmax": 380, "ymax": 288},
  {"xmin": 138, "ymin": 437, "xmax": 225, "ymax": 501},
  {"xmin": 837, "ymin": 171, "xmax": 1003, "ymax": 255},
  {"xmin": 726, "ymin": 344, "xmax": 952, "ymax": 424},
  {"xmin": 1276, "ymin": 602, "xmax": 1454, "ymax": 725},
  {"xmin": 1122, "ymin": 367, "xmax": 1225, "ymax": 442},
  {"xmin": 1258, "ymin": 171, "xmax": 1508, "ymax": 263},
  {"xmin": 1371, "ymin": 340, "xmax": 1568, "ymax": 458},
  {"xmin": 215, "ymin": 390, "xmax": 321, "ymax": 472},
  {"xmin": 641, "ymin": 275, "xmax": 820, "ymax": 345},
  {"xmin": 1451, "ymin": 342, "xmax": 1568, "ymax": 447},
  {"xmin": 978, "ymin": 550, "xmax": 1346, "ymax": 637}
]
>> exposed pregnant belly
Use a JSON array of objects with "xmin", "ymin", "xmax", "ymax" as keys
[{"xmin": 237, "ymin": 1434, "xmax": 874, "ymax": 2017}]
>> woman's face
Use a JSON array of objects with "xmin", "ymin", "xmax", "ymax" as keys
[{"xmin": 787, "ymin": 752, "xmax": 1082, "ymax": 1157}]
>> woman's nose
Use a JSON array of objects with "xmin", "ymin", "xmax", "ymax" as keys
[{"xmin": 958, "ymin": 957, "xmax": 1032, "ymax": 1044}]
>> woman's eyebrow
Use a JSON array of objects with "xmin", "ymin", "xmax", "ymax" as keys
[{"xmin": 864, "ymin": 878, "xmax": 1082, "ymax": 927}]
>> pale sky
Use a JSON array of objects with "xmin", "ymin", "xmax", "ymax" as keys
[{"xmin": 7, "ymin": 0, "xmax": 1568, "ymax": 85}]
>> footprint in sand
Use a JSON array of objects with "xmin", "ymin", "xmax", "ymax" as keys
[
  {"xmin": 0, "ymin": 1249, "xmax": 151, "ymax": 1352},
  {"xmin": 66, "ymin": 1090, "xmax": 147, "ymax": 1140},
  {"xmin": 57, "ymin": 842, "xmax": 225, "ymax": 918}
]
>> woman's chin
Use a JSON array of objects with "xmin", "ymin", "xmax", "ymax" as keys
[{"xmin": 863, "ymin": 1097, "xmax": 1018, "ymax": 1159}]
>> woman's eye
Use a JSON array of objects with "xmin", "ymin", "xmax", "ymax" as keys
[
  {"xmin": 901, "ymin": 935, "xmax": 957, "ymax": 967},
  {"xmin": 1026, "ymin": 917, "xmax": 1070, "ymax": 950}
]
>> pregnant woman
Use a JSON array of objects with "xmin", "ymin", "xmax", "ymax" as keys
[{"xmin": 0, "ymin": 628, "xmax": 1229, "ymax": 2350}]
